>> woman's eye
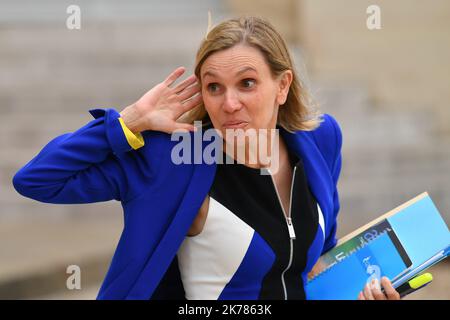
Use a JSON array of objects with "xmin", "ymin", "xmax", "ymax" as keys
[
  {"xmin": 207, "ymin": 83, "xmax": 219, "ymax": 93},
  {"xmin": 242, "ymin": 78, "xmax": 256, "ymax": 88}
]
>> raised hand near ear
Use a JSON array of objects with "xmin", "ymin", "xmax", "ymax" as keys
[{"xmin": 120, "ymin": 66, "xmax": 203, "ymax": 134}]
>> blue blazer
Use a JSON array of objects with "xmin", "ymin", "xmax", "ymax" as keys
[{"xmin": 12, "ymin": 108, "xmax": 343, "ymax": 300}]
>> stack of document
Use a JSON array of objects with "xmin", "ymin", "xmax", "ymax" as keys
[{"xmin": 305, "ymin": 192, "xmax": 450, "ymax": 300}]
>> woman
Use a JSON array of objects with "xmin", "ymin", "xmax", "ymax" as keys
[{"xmin": 12, "ymin": 16, "xmax": 399, "ymax": 300}]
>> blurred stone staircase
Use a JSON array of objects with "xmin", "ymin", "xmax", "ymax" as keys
[
  {"xmin": 315, "ymin": 85, "xmax": 450, "ymax": 298},
  {"xmin": 313, "ymin": 81, "xmax": 450, "ymax": 237},
  {"xmin": 0, "ymin": 0, "xmax": 231, "ymax": 299}
]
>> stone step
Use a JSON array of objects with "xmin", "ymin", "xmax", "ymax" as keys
[
  {"xmin": 0, "ymin": 93, "xmax": 138, "ymax": 116},
  {"xmin": 339, "ymin": 188, "xmax": 450, "ymax": 226},
  {"xmin": 342, "ymin": 145, "xmax": 450, "ymax": 172},
  {"xmin": 0, "ymin": 0, "xmax": 228, "ymax": 23},
  {"xmin": 0, "ymin": 25, "xmax": 205, "ymax": 60},
  {"xmin": 0, "ymin": 184, "xmax": 120, "ymax": 211},
  {"xmin": 0, "ymin": 64, "xmax": 199, "ymax": 115},
  {"xmin": 313, "ymin": 82, "xmax": 440, "ymax": 145},
  {"xmin": 311, "ymin": 81, "xmax": 372, "ymax": 114},
  {"xmin": 0, "ymin": 61, "xmax": 195, "ymax": 93},
  {"xmin": 0, "ymin": 215, "xmax": 121, "ymax": 299},
  {"xmin": 334, "ymin": 114, "xmax": 436, "ymax": 148}
]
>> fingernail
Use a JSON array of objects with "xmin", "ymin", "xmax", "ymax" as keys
[{"xmin": 373, "ymin": 278, "xmax": 380, "ymax": 290}]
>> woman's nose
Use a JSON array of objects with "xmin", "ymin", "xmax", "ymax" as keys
[{"xmin": 222, "ymin": 90, "xmax": 242, "ymax": 113}]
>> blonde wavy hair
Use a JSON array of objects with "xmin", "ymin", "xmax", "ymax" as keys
[{"xmin": 180, "ymin": 16, "xmax": 323, "ymax": 133}]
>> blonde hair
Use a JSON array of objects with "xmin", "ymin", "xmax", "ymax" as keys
[{"xmin": 181, "ymin": 16, "xmax": 323, "ymax": 133}]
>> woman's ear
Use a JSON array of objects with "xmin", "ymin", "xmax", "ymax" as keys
[{"xmin": 276, "ymin": 70, "xmax": 293, "ymax": 106}]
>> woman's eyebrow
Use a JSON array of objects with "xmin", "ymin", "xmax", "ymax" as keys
[
  {"xmin": 235, "ymin": 66, "xmax": 257, "ymax": 76},
  {"xmin": 202, "ymin": 66, "xmax": 257, "ymax": 79}
]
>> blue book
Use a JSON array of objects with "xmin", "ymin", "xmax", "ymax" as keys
[{"xmin": 305, "ymin": 192, "xmax": 450, "ymax": 300}]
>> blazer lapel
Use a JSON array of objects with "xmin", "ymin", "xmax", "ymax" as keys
[{"xmin": 281, "ymin": 128, "xmax": 335, "ymax": 236}]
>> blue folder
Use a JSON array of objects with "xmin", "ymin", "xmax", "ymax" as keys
[
  {"xmin": 388, "ymin": 194, "xmax": 450, "ymax": 286},
  {"xmin": 305, "ymin": 231, "xmax": 410, "ymax": 300},
  {"xmin": 305, "ymin": 192, "xmax": 450, "ymax": 300}
]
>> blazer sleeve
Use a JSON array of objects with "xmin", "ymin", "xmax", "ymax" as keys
[
  {"xmin": 322, "ymin": 114, "xmax": 343, "ymax": 254},
  {"xmin": 12, "ymin": 108, "xmax": 145, "ymax": 204}
]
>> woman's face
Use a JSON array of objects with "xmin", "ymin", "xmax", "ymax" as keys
[{"xmin": 200, "ymin": 44, "xmax": 292, "ymax": 139}]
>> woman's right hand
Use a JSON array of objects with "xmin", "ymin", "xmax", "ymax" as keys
[{"xmin": 119, "ymin": 66, "xmax": 202, "ymax": 134}]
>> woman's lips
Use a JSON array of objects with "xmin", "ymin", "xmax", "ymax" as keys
[{"xmin": 222, "ymin": 121, "xmax": 249, "ymax": 129}]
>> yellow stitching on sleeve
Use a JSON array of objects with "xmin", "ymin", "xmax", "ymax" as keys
[{"xmin": 118, "ymin": 117, "xmax": 145, "ymax": 150}]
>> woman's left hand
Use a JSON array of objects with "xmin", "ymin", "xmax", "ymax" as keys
[{"xmin": 358, "ymin": 277, "xmax": 401, "ymax": 300}]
